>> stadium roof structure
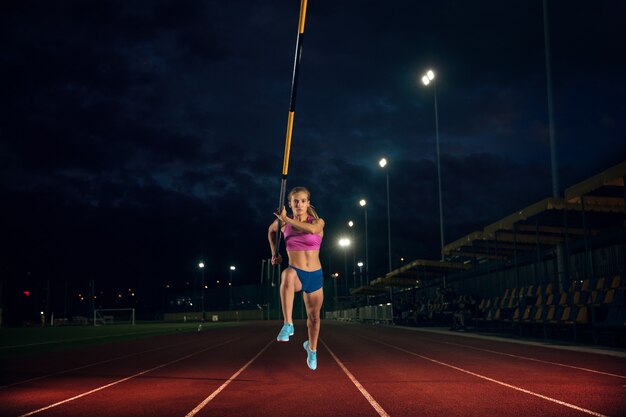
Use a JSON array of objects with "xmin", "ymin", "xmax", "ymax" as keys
[
  {"xmin": 443, "ymin": 160, "xmax": 626, "ymax": 261},
  {"xmin": 351, "ymin": 258, "xmax": 469, "ymax": 294},
  {"xmin": 348, "ymin": 160, "xmax": 625, "ymax": 296},
  {"xmin": 350, "ymin": 285, "xmax": 390, "ymax": 295},
  {"xmin": 564, "ymin": 159, "xmax": 626, "ymax": 203}
]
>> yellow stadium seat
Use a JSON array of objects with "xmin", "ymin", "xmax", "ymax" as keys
[
  {"xmin": 610, "ymin": 275, "xmax": 622, "ymax": 289},
  {"xmin": 581, "ymin": 279, "xmax": 590, "ymax": 292},
  {"xmin": 594, "ymin": 277, "xmax": 606, "ymax": 291}
]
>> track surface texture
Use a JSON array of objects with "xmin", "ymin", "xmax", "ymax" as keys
[{"xmin": 1, "ymin": 321, "xmax": 625, "ymax": 417}]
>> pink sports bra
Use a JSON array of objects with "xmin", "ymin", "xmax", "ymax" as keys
[{"xmin": 283, "ymin": 216, "xmax": 323, "ymax": 251}]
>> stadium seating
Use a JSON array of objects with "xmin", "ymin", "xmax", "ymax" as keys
[{"xmin": 472, "ymin": 276, "xmax": 624, "ymax": 343}]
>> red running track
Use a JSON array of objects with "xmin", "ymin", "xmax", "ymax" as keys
[{"xmin": 1, "ymin": 321, "xmax": 625, "ymax": 417}]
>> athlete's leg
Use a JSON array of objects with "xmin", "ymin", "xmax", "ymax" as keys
[
  {"xmin": 280, "ymin": 267, "xmax": 302, "ymax": 324},
  {"xmin": 303, "ymin": 287, "xmax": 324, "ymax": 350}
]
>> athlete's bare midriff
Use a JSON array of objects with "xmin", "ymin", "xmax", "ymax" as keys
[{"xmin": 287, "ymin": 249, "xmax": 322, "ymax": 271}]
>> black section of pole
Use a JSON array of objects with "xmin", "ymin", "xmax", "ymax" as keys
[
  {"xmin": 274, "ymin": 0, "xmax": 308, "ymax": 258},
  {"xmin": 289, "ymin": 34, "xmax": 305, "ymax": 112},
  {"xmin": 275, "ymin": 176, "xmax": 288, "ymax": 256}
]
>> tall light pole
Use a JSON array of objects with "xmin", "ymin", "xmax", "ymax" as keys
[
  {"xmin": 331, "ymin": 272, "xmax": 339, "ymax": 311},
  {"xmin": 422, "ymin": 69, "xmax": 445, "ymax": 261},
  {"xmin": 229, "ymin": 265, "xmax": 236, "ymax": 310},
  {"xmin": 542, "ymin": 0, "xmax": 559, "ymax": 198},
  {"xmin": 542, "ymin": 0, "xmax": 566, "ymax": 292},
  {"xmin": 359, "ymin": 199, "xmax": 369, "ymax": 283},
  {"xmin": 338, "ymin": 238, "xmax": 351, "ymax": 297},
  {"xmin": 198, "ymin": 262, "xmax": 205, "ymax": 320},
  {"xmin": 379, "ymin": 158, "xmax": 392, "ymax": 271},
  {"xmin": 357, "ymin": 261, "xmax": 364, "ymax": 287},
  {"xmin": 379, "ymin": 158, "xmax": 394, "ymax": 309},
  {"xmin": 348, "ymin": 220, "xmax": 356, "ymax": 289}
]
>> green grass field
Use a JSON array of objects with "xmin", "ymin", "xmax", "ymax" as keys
[{"xmin": 0, "ymin": 321, "xmax": 243, "ymax": 358}]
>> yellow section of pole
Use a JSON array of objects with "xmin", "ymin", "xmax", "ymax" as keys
[
  {"xmin": 282, "ymin": 111, "xmax": 295, "ymax": 176},
  {"xmin": 299, "ymin": 0, "xmax": 308, "ymax": 34}
]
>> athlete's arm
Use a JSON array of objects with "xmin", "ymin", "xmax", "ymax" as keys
[
  {"xmin": 268, "ymin": 219, "xmax": 283, "ymax": 264},
  {"xmin": 282, "ymin": 213, "xmax": 324, "ymax": 235},
  {"xmin": 274, "ymin": 207, "xmax": 324, "ymax": 234}
]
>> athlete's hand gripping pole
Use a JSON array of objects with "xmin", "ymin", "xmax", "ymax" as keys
[{"xmin": 274, "ymin": 0, "xmax": 308, "ymax": 258}]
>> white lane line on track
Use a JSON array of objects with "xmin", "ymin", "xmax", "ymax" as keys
[
  {"xmin": 18, "ymin": 338, "xmax": 239, "ymax": 417},
  {"xmin": 434, "ymin": 339, "xmax": 626, "ymax": 380},
  {"xmin": 321, "ymin": 339, "xmax": 390, "ymax": 417},
  {"xmin": 185, "ymin": 338, "xmax": 274, "ymax": 417},
  {"xmin": 1, "ymin": 338, "xmax": 201, "ymax": 389},
  {"xmin": 370, "ymin": 337, "xmax": 610, "ymax": 417}
]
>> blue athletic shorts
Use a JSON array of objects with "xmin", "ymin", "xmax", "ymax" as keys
[{"xmin": 289, "ymin": 265, "xmax": 323, "ymax": 293}]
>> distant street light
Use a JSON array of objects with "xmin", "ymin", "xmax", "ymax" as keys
[
  {"xmin": 357, "ymin": 261, "xmax": 364, "ymax": 287},
  {"xmin": 229, "ymin": 265, "xmax": 236, "ymax": 310},
  {"xmin": 359, "ymin": 199, "xmax": 369, "ymax": 282},
  {"xmin": 331, "ymin": 272, "xmax": 340, "ymax": 310},
  {"xmin": 198, "ymin": 262, "xmax": 205, "ymax": 319},
  {"xmin": 348, "ymin": 220, "xmax": 356, "ymax": 288},
  {"xmin": 338, "ymin": 238, "xmax": 351, "ymax": 297},
  {"xmin": 421, "ymin": 69, "xmax": 445, "ymax": 261}
]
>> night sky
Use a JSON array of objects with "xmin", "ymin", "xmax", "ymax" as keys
[{"xmin": 2, "ymin": 1, "xmax": 625, "ymax": 314}]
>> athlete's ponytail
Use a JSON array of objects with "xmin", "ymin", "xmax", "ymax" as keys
[{"xmin": 307, "ymin": 205, "xmax": 319, "ymax": 220}]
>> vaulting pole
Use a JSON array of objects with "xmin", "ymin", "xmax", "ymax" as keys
[{"xmin": 274, "ymin": 0, "xmax": 308, "ymax": 257}]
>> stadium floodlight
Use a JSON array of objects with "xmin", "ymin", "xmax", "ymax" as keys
[{"xmin": 422, "ymin": 69, "xmax": 435, "ymax": 85}]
